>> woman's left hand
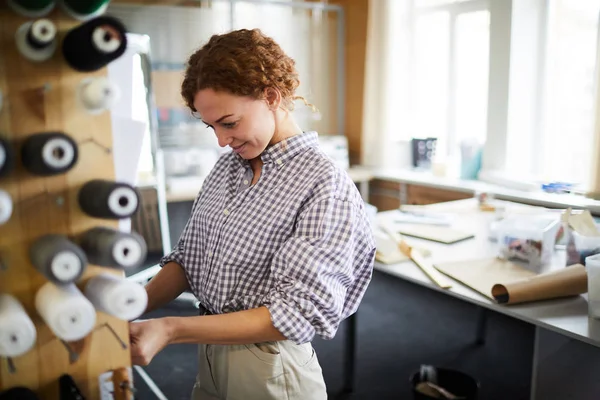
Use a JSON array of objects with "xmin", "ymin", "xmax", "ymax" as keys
[{"xmin": 129, "ymin": 318, "xmax": 172, "ymax": 366}]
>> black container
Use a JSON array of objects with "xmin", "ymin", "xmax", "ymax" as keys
[{"xmin": 410, "ymin": 367, "xmax": 479, "ymax": 400}]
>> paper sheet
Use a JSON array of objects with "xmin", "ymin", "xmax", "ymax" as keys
[{"xmin": 434, "ymin": 258, "xmax": 536, "ymax": 300}]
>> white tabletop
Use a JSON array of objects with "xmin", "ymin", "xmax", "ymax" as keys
[{"xmin": 373, "ymin": 199, "xmax": 600, "ymax": 349}]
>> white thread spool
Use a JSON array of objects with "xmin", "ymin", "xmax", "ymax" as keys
[
  {"xmin": 108, "ymin": 187, "xmax": 138, "ymax": 218},
  {"xmin": 85, "ymin": 274, "xmax": 147, "ymax": 321},
  {"xmin": 0, "ymin": 189, "xmax": 13, "ymax": 225},
  {"xmin": 0, "ymin": 294, "xmax": 37, "ymax": 358},
  {"xmin": 35, "ymin": 282, "xmax": 96, "ymax": 342},
  {"xmin": 15, "ymin": 19, "xmax": 57, "ymax": 62},
  {"xmin": 78, "ymin": 77, "xmax": 120, "ymax": 114}
]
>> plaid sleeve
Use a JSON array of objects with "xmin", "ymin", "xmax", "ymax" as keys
[{"xmin": 263, "ymin": 197, "xmax": 376, "ymax": 345}]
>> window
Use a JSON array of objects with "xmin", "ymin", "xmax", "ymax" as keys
[
  {"xmin": 387, "ymin": 0, "xmax": 600, "ymax": 191},
  {"xmin": 410, "ymin": 0, "xmax": 490, "ymax": 158}
]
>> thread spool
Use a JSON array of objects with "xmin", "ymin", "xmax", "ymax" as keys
[
  {"xmin": 78, "ymin": 180, "xmax": 140, "ymax": 219},
  {"xmin": 79, "ymin": 227, "xmax": 147, "ymax": 268},
  {"xmin": 7, "ymin": 0, "xmax": 55, "ymax": 18},
  {"xmin": 0, "ymin": 138, "xmax": 15, "ymax": 177},
  {"xmin": 62, "ymin": 16, "xmax": 127, "ymax": 72},
  {"xmin": 0, "ymin": 190, "xmax": 13, "ymax": 226},
  {"xmin": 35, "ymin": 282, "xmax": 96, "ymax": 342},
  {"xmin": 30, "ymin": 234, "xmax": 87, "ymax": 284},
  {"xmin": 15, "ymin": 19, "xmax": 58, "ymax": 62},
  {"xmin": 60, "ymin": 0, "xmax": 112, "ymax": 21},
  {"xmin": 85, "ymin": 273, "xmax": 148, "ymax": 321},
  {"xmin": 0, "ymin": 294, "xmax": 37, "ymax": 358},
  {"xmin": 0, "ymin": 387, "xmax": 40, "ymax": 400},
  {"xmin": 78, "ymin": 77, "xmax": 120, "ymax": 114},
  {"xmin": 22, "ymin": 132, "xmax": 78, "ymax": 176}
]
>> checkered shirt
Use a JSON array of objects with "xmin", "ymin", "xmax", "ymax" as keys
[{"xmin": 160, "ymin": 131, "xmax": 376, "ymax": 344}]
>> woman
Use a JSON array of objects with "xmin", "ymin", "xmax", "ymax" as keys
[{"xmin": 130, "ymin": 28, "xmax": 376, "ymax": 400}]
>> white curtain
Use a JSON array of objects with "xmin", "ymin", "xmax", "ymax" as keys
[{"xmin": 361, "ymin": 0, "xmax": 412, "ymax": 168}]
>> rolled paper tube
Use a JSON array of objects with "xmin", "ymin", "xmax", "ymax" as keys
[
  {"xmin": 22, "ymin": 132, "xmax": 78, "ymax": 176},
  {"xmin": 0, "ymin": 387, "xmax": 40, "ymax": 400},
  {"xmin": 35, "ymin": 282, "xmax": 96, "ymax": 342},
  {"xmin": 79, "ymin": 227, "xmax": 147, "ymax": 268},
  {"xmin": 15, "ymin": 19, "xmax": 58, "ymax": 62},
  {"xmin": 30, "ymin": 234, "xmax": 87, "ymax": 284},
  {"xmin": 7, "ymin": 0, "xmax": 55, "ymax": 18},
  {"xmin": 0, "ymin": 190, "xmax": 13, "ymax": 225},
  {"xmin": 85, "ymin": 273, "xmax": 148, "ymax": 320},
  {"xmin": 60, "ymin": 0, "xmax": 112, "ymax": 21},
  {"xmin": 62, "ymin": 16, "xmax": 127, "ymax": 72},
  {"xmin": 78, "ymin": 77, "xmax": 120, "ymax": 114},
  {"xmin": 491, "ymin": 264, "xmax": 588, "ymax": 305},
  {"xmin": 0, "ymin": 138, "xmax": 15, "ymax": 177},
  {"xmin": 0, "ymin": 294, "xmax": 37, "ymax": 358},
  {"xmin": 78, "ymin": 180, "xmax": 140, "ymax": 219}
]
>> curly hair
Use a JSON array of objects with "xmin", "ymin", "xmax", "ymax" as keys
[{"xmin": 181, "ymin": 28, "xmax": 315, "ymax": 113}]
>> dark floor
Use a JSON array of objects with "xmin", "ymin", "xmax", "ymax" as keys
[{"xmin": 131, "ymin": 269, "xmax": 535, "ymax": 400}]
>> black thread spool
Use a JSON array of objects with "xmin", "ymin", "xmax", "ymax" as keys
[
  {"xmin": 0, "ymin": 387, "xmax": 40, "ymax": 400},
  {"xmin": 0, "ymin": 138, "xmax": 15, "ymax": 177},
  {"xmin": 79, "ymin": 226, "xmax": 147, "ymax": 269},
  {"xmin": 78, "ymin": 180, "xmax": 140, "ymax": 219},
  {"xmin": 62, "ymin": 16, "xmax": 127, "ymax": 72},
  {"xmin": 29, "ymin": 234, "xmax": 87, "ymax": 284},
  {"xmin": 21, "ymin": 132, "xmax": 78, "ymax": 176},
  {"xmin": 15, "ymin": 19, "xmax": 57, "ymax": 62}
]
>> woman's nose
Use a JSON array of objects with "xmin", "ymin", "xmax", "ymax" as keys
[{"xmin": 215, "ymin": 129, "xmax": 233, "ymax": 148}]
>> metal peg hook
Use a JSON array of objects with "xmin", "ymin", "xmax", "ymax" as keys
[
  {"xmin": 95, "ymin": 322, "xmax": 128, "ymax": 350},
  {"xmin": 60, "ymin": 339, "xmax": 80, "ymax": 364},
  {"xmin": 20, "ymin": 188, "xmax": 66, "ymax": 210},
  {"xmin": 5, "ymin": 356, "xmax": 16, "ymax": 373},
  {"xmin": 79, "ymin": 137, "xmax": 112, "ymax": 154}
]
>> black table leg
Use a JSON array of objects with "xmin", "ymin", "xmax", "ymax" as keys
[
  {"xmin": 475, "ymin": 307, "xmax": 488, "ymax": 345},
  {"xmin": 342, "ymin": 312, "xmax": 357, "ymax": 395}
]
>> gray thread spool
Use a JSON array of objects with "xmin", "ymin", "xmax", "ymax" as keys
[
  {"xmin": 79, "ymin": 227, "xmax": 147, "ymax": 268},
  {"xmin": 78, "ymin": 180, "xmax": 139, "ymax": 219},
  {"xmin": 29, "ymin": 234, "xmax": 87, "ymax": 284},
  {"xmin": 22, "ymin": 132, "xmax": 78, "ymax": 176}
]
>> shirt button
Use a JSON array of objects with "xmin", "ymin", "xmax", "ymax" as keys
[
  {"xmin": 223, "ymin": 209, "xmax": 230, "ymax": 216},
  {"xmin": 208, "ymin": 251, "xmax": 213, "ymax": 257},
  {"xmin": 276, "ymin": 159, "xmax": 282, "ymax": 165},
  {"xmin": 243, "ymin": 180, "xmax": 249, "ymax": 185}
]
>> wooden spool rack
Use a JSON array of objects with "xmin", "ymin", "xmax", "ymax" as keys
[{"xmin": 0, "ymin": 4, "xmax": 135, "ymax": 400}]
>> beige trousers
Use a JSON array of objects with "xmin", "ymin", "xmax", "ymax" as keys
[{"xmin": 191, "ymin": 341, "xmax": 327, "ymax": 400}]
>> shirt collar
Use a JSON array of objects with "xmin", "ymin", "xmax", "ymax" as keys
[{"xmin": 233, "ymin": 131, "xmax": 319, "ymax": 167}]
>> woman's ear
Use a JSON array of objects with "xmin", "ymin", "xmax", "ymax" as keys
[{"xmin": 264, "ymin": 87, "xmax": 282, "ymax": 110}]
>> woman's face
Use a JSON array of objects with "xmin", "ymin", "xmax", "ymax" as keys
[{"xmin": 193, "ymin": 88, "xmax": 276, "ymax": 160}]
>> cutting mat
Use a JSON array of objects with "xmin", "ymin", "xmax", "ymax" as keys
[{"xmin": 434, "ymin": 257, "xmax": 536, "ymax": 299}]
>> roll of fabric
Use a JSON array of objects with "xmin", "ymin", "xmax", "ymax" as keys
[
  {"xmin": 15, "ymin": 19, "xmax": 57, "ymax": 63},
  {"xmin": 0, "ymin": 387, "xmax": 40, "ymax": 400},
  {"xmin": 0, "ymin": 190, "xmax": 13, "ymax": 225},
  {"xmin": 0, "ymin": 294, "xmax": 37, "ymax": 358},
  {"xmin": 85, "ymin": 273, "xmax": 147, "ymax": 321},
  {"xmin": 21, "ymin": 132, "xmax": 78, "ymax": 176},
  {"xmin": 0, "ymin": 138, "xmax": 15, "ymax": 177},
  {"xmin": 60, "ymin": 0, "xmax": 112, "ymax": 21},
  {"xmin": 29, "ymin": 234, "xmax": 87, "ymax": 284},
  {"xmin": 62, "ymin": 16, "xmax": 127, "ymax": 72},
  {"xmin": 35, "ymin": 282, "xmax": 96, "ymax": 342},
  {"xmin": 79, "ymin": 226, "xmax": 147, "ymax": 268},
  {"xmin": 7, "ymin": 0, "xmax": 55, "ymax": 18},
  {"xmin": 78, "ymin": 180, "xmax": 140, "ymax": 219}
]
